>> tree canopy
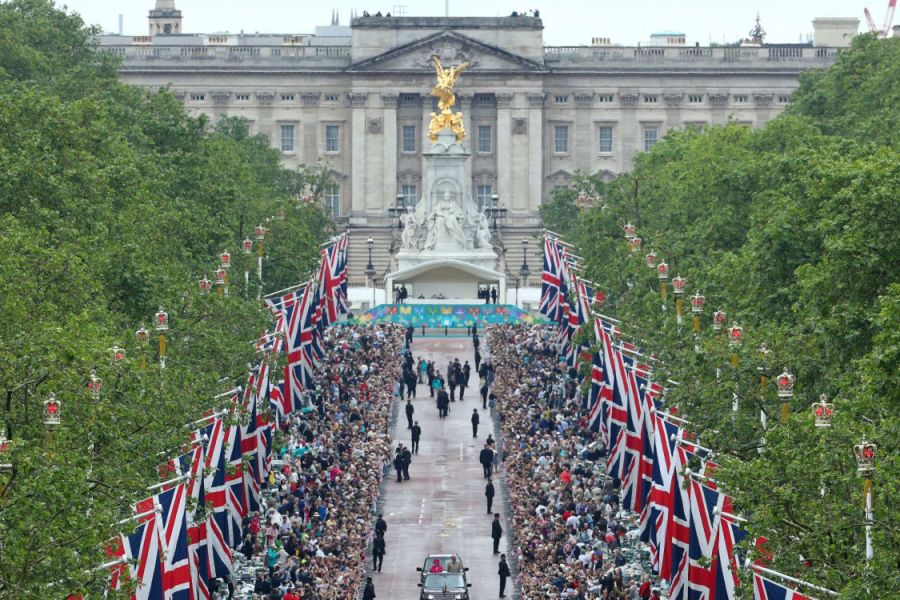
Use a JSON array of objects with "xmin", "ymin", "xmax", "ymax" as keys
[
  {"xmin": 0, "ymin": 2, "xmax": 330, "ymax": 596},
  {"xmin": 546, "ymin": 35, "xmax": 900, "ymax": 598}
]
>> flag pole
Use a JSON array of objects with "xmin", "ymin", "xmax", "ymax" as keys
[
  {"xmin": 147, "ymin": 473, "xmax": 190, "ymax": 491},
  {"xmin": 213, "ymin": 387, "xmax": 242, "ymax": 399},
  {"xmin": 751, "ymin": 565, "xmax": 838, "ymax": 597},
  {"xmin": 263, "ymin": 280, "xmax": 312, "ymax": 299},
  {"xmin": 188, "ymin": 409, "xmax": 229, "ymax": 426},
  {"xmin": 116, "ymin": 508, "xmax": 159, "ymax": 525}
]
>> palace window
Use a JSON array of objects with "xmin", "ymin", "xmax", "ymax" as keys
[
  {"xmin": 477, "ymin": 125, "xmax": 492, "ymax": 154},
  {"xmin": 324, "ymin": 94, "xmax": 340, "ymax": 102},
  {"xmin": 280, "ymin": 124, "xmax": 295, "ymax": 153},
  {"xmin": 554, "ymin": 95, "xmax": 570, "ymax": 104},
  {"xmin": 235, "ymin": 94, "xmax": 250, "ymax": 101},
  {"xmin": 281, "ymin": 94, "xmax": 295, "ymax": 102},
  {"xmin": 777, "ymin": 95, "xmax": 791, "ymax": 103},
  {"xmin": 476, "ymin": 185, "xmax": 493, "ymax": 211},
  {"xmin": 554, "ymin": 125, "xmax": 569, "ymax": 154},
  {"xmin": 643, "ymin": 95, "xmax": 658, "ymax": 104},
  {"xmin": 324, "ymin": 185, "xmax": 340, "ymax": 217},
  {"xmin": 643, "ymin": 126, "xmax": 658, "ymax": 152},
  {"xmin": 688, "ymin": 94, "xmax": 704, "ymax": 103},
  {"xmin": 733, "ymin": 94, "xmax": 749, "ymax": 103},
  {"xmin": 598, "ymin": 126, "xmax": 614, "ymax": 154},
  {"xmin": 597, "ymin": 94, "xmax": 615, "ymax": 103},
  {"xmin": 324, "ymin": 125, "xmax": 340, "ymax": 153},
  {"xmin": 189, "ymin": 93, "xmax": 205, "ymax": 101},
  {"xmin": 401, "ymin": 125, "xmax": 417, "ymax": 153},
  {"xmin": 400, "ymin": 184, "xmax": 417, "ymax": 209}
]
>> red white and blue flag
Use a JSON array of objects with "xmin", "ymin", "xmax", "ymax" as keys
[
  {"xmin": 123, "ymin": 514, "xmax": 163, "ymax": 600},
  {"xmin": 752, "ymin": 573, "xmax": 811, "ymax": 600},
  {"xmin": 539, "ymin": 236, "xmax": 562, "ymax": 319}
]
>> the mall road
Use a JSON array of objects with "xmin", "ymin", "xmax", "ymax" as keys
[{"xmin": 371, "ymin": 335, "xmax": 510, "ymax": 600}]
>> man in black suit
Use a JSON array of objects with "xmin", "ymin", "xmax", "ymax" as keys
[{"xmin": 491, "ymin": 513, "xmax": 503, "ymax": 554}]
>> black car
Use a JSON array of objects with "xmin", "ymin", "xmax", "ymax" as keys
[{"xmin": 418, "ymin": 572, "xmax": 471, "ymax": 600}]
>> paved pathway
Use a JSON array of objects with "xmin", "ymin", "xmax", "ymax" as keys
[{"xmin": 372, "ymin": 335, "xmax": 509, "ymax": 599}]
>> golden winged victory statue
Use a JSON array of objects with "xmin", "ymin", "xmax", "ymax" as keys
[{"xmin": 428, "ymin": 55, "xmax": 471, "ymax": 142}]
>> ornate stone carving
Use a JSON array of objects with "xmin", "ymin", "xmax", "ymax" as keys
[
  {"xmin": 619, "ymin": 92, "xmax": 639, "ymax": 106},
  {"xmin": 256, "ymin": 92, "xmax": 275, "ymax": 106},
  {"xmin": 708, "ymin": 93, "xmax": 729, "ymax": 106},
  {"xmin": 512, "ymin": 118, "xmax": 528, "ymax": 135},
  {"xmin": 415, "ymin": 38, "xmax": 477, "ymax": 69},
  {"xmin": 424, "ymin": 192, "xmax": 467, "ymax": 252},
  {"xmin": 173, "ymin": 91, "xmax": 187, "ymax": 102},
  {"xmin": 753, "ymin": 92, "xmax": 774, "ymax": 106},
  {"xmin": 348, "ymin": 92, "xmax": 368, "ymax": 107},
  {"xmin": 663, "ymin": 93, "xmax": 684, "ymax": 107},
  {"xmin": 574, "ymin": 92, "xmax": 594, "ymax": 107},
  {"xmin": 526, "ymin": 93, "xmax": 546, "ymax": 107},
  {"xmin": 381, "ymin": 93, "xmax": 399, "ymax": 108},
  {"xmin": 211, "ymin": 92, "xmax": 230, "ymax": 106},
  {"xmin": 367, "ymin": 117, "xmax": 383, "ymax": 134},
  {"xmin": 301, "ymin": 92, "xmax": 321, "ymax": 107},
  {"xmin": 495, "ymin": 93, "xmax": 514, "ymax": 108}
]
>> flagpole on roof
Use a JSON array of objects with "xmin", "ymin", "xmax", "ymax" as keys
[{"xmin": 751, "ymin": 565, "xmax": 837, "ymax": 597}]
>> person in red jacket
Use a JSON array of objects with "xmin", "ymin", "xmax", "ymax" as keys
[{"xmin": 639, "ymin": 575, "xmax": 652, "ymax": 599}]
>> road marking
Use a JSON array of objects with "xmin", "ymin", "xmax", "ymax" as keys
[
  {"xmin": 417, "ymin": 497, "xmax": 426, "ymax": 525},
  {"xmin": 459, "ymin": 441, "xmax": 464, "ymax": 461}
]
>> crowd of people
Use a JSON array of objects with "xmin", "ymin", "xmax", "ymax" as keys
[
  {"xmin": 486, "ymin": 324, "xmax": 663, "ymax": 600},
  {"xmin": 226, "ymin": 323, "xmax": 404, "ymax": 600}
]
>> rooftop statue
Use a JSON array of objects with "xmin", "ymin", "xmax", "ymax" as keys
[{"xmin": 429, "ymin": 56, "xmax": 470, "ymax": 143}]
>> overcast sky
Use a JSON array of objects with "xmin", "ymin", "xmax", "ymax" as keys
[{"xmin": 59, "ymin": 0, "xmax": 876, "ymax": 45}]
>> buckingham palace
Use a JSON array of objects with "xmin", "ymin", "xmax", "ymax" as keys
[{"xmin": 100, "ymin": 2, "xmax": 858, "ymax": 282}]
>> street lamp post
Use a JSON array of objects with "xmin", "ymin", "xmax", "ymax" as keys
[
  {"xmin": 219, "ymin": 250, "xmax": 231, "ymax": 295},
  {"xmin": 388, "ymin": 194, "xmax": 407, "ymax": 228},
  {"xmin": 776, "ymin": 369, "xmax": 794, "ymax": 422},
  {"xmin": 255, "ymin": 224, "xmax": 267, "ymax": 300},
  {"xmin": 854, "ymin": 437, "xmax": 877, "ymax": 563},
  {"xmin": 242, "ymin": 237, "xmax": 254, "ymax": 296},
  {"xmin": 366, "ymin": 237, "xmax": 376, "ymax": 308},
  {"xmin": 519, "ymin": 238, "xmax": 531, "ymax": 288},
  {"xmin": 484, "ymin": 194, "xmax": 507, "ymax": 231},
  {"xmin": 154, "ymin": 307, "xmax": 169, "ymax": 370}
]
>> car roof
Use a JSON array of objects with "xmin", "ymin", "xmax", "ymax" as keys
[{"xmin": 425, "ymin": 553, "xmax": 460, "ymax": 559}]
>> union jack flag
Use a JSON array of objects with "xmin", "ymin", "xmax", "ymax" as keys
[
  {"xmin": 714, "ymin": 516, "xmax": 748, "ymax": 600},
  {"xmin": 648, "ymin": 415, "xmax": 681, "ymax": 578},
  {"xmin": 668, "ymin": 442, "xmax": 695, "ymax": 600},
  {"xmin": 123, "ymin": 513, "xmax": 163, "ymax": 600},
  {"xmin": 587, "ymin": 351, "xmax": 605, "ymax": 434},
  {"xmin": 157, "ymin": 483, "xmax": 192, "ymax": 600},
  {"xmin": 104, "ymin": 536, "xmax": 127, "ymax": 591},
  {"xmin": 752, "ymin": 573, "xmax": 811, "ymax": 600},
  {"xmin": 539, "ymin": 236, "xmax": 562, "ymax": 319}
]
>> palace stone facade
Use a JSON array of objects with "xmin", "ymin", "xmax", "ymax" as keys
[{"xmin": 99, "ymin": 12, "xmax": 850, "ymax": 283}]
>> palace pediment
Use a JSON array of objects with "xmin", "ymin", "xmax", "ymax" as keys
[{"xmin": 348, "ymin": 31, "xmax": 544, "ymax": 73}]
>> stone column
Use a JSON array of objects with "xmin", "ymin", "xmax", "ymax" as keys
[
  {"xmin": 300, "ymin": 92, "xmax": 321, "ymax": 166},
  {"xmin": 349, "ymin": 92, "xmax": 368, "ymax": 218},
  {"xmin": 381, "ymin": 93, "xmax": 399, "ymax": 212},
  {"xmin": 526, "ymin": 92, "xmax": 546, "ymax": 215},
  {"xmin": 495, "ymin": 92, "xmax": 514, "ymax": 212},
  {"xmin": 574, "ymin": 92, "xmax": 594, "ymax": 174},
  {"xmin": 456, "ymin": 93, "xmax": 475, "ymax": 192}
]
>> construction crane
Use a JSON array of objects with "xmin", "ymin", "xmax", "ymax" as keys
[{"xmin": 864, "ymin": 0, "xmax": 897, "ymax": 37}]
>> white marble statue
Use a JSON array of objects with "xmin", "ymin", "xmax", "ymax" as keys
[
  {"xmin": 424, "ymin": 192, "xmax": 466, "ymax": 250},
  {"xmin": 475, "ymin": 209, "xmax": 492, "ymax": 249},
  {"xmin": 400, "ymin": 212, "xmax": 421, "ymax": 249}
]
